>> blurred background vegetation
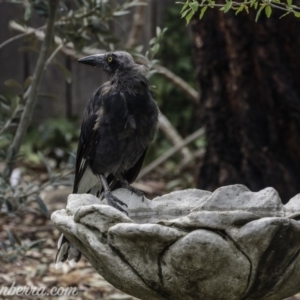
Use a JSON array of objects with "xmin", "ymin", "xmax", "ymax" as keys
[
  {"xmin": 0, "ymin": 1, "xmax": 202, "ymax": 193},
  {"xmin": 1, "ymin": 0, "xmax": 300, "ymax": 299}
]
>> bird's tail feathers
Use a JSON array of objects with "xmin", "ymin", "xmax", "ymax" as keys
[{"xmin": 55, "ymin": 234, "xmax": 81, "ymax": 269}]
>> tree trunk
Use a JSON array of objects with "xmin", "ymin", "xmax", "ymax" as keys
[{"xmin": 191, "ymin": 9, "xmax": 300, "ymax": 203}]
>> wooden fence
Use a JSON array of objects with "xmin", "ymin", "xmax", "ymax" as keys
[{"xmin": 0, "ymin": 1, "xmax": 174, "ymax": 124}]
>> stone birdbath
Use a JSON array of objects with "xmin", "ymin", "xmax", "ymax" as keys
[{"xmin": 51, "ymin": 184, "xmax": 300, "ymax": 300}]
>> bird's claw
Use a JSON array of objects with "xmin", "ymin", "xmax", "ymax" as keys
[
  {"xmin": 126, "ymin": 186, "xmax": 144, "ymax": 201},
  {"xmin": 120, "ymin": 181, "xmax": 145, "ymax": 201},
  {"xmin": 103, "ymin": 191, "xmax": 128, "ymax": 215},
  {"xmin": 134, "ymin": 189, "xmax": 145, "ymax": 202}
]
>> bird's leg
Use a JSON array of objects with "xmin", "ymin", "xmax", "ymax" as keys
[
  {"xmin": 120, "ymin": 179, "xmax": 145, "ymax": 201},
  {"xmin": 100, "ymin": 174, "xmax": 128, "ymax": 214}
]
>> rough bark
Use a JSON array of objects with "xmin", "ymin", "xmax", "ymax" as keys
[{"xmin": 191, "ymin": 9, "xmax": 300, "ymax": 203}]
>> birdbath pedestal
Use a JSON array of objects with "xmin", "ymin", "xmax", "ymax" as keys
[{"xmin": 51, "ymin": 184, "xmax": 300, "ymax": 300}]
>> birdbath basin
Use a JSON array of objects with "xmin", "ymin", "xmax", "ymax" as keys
[{"xmin": 51, "ymin": 184, "xmax": 300, "ymax": 300}]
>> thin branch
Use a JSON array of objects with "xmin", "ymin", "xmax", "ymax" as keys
[
  {"xmin": 177, "ymin": 148, "xmax": 205, "ymax": 171},
  {"xmin": 137, "ymin": 127, "xmax": 205, "ymax": 180},
  {"xmin": 10, "ymin": 22, "xmax": 199, "ymax": 106},
  {"xmin": 45, "ymin": 43, "xmax": 64, "ymax": 67},
  {"xmin": 126, "ymin": 0, "xmax": 149, "ymax": 48},
  {"xmin": 0, "ymin": 105, "xmax": 23, "ymax": 136},
  {"xmin": 0, "ymin": 120, "xmax": 12, "ymax": 136},
  {"xmin": 153, "ymin": 64, "xmax": 199, "ymax": 105},
  {"xmin": 0, "ymin": 26, "xmax": 45, "ymax": 51},
  {"xmin": 9, "ymin": 21, "xmax": 74, "ymax": 50},
  {"xmin": 0, "ymin": 5, "xmax": 102, "ymax": 51},
  {"xmin": 262, "ymin": 0, "xmax": 300, "ymax": 12},
  {"xmin": 6, "ymin": 0, "xmax": 60, "ymax": 175},
  {"xmin": 181, "ymin": 0, "xmax": 300, "ymax": 20},
  {"xmin": 22, "ymin": 169, "xmax": 73, "ymax": 199},
  {"xmin": 158, "ymin": 113, "xmax": 193, "ymax": 162}
]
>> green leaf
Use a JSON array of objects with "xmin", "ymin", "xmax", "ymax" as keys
[
  {"xmin": 208, "ymin": 0, "xmax": 215, "ymax": 8},
  {"xmin": 26, "ymin": 239, "xmax": 46, "ymax": 250},
  {"xmin": 186, "ymin": 9, "xmax": 194, "ymax": 23},
  {"xmin": 149, "ymin": 37, "xmax": 157, "ymax": 46},
  {"xmin": 224, "ymin": 1, "xmax": 233, "ymax": 12},
  {"xmin": 150, "ymin": 44, "xmax": 160, "ymax": 56},
  {"xmin": 235, "ymin": 5, "xmax": 244, "ymax": 14},
  {"xmin": 4, "ymin": 79, "xmax": 23, "ymax": 90},
  {"xmin": 292, "ymin": 11, "xmax": 300, "ymax": 18},
  {"xmin": 55, "ymin": 62, "xmax": 72, "ymax": 84},
  {"xmin": 265, "ymin": 5, "xmax": 272, "ymax": 17},
  {"xmin": 189, "ymin": 1, "xmax": 199, "ymax": 12},
  {"xmin": 134, "ymin": 45, "xmax": 144, "ymax": 53},
  {"xmin": 180, "ymin": 1, "xmax": 190, "ymax": 13},
  {"xmin": 0, "ymin": 95, "xmax": 8, "ymax": 103},
  {"xmin": 161, "ymin": 27, "xmax": 168, "ymax": 35},
  {"xmin": 36, "ymin": 196, "xmax": 49, "ymax": 217},
  {"xmin": 166, "ymin": 178, "xmax": 181, "ymax": 190},
  {"xmin": 287, "ymin": 0, "xmax": 292, "ymax": 5},
  {"xmin": 156, "ymin": 26, "xmax": 161, "ymax": 37},
  {"xmin": 199, "ymin": 6, "xmax": 208, "ymax": 19},
  {"xmin": 255, "ymin": 5, "xmax": 265, "ymax": 22},
  {"xmin": 181, "ymin": 7, "xmax": 192, "ymax": 18},
  {"xmin": 24, "ymin": 5, "xmax": 32, "ymax": 21},
  {"xmin": 1, "ymin": 103, "xmax": 10, "ymax": 113},
  {"xmin": 113, "ymin": 10, "xmax": 130, "ymax": 16},
  {"xmin": 195, "ymin": 136, "xmax": 206, "ymax": 148}
]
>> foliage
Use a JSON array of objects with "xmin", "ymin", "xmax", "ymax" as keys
[
  {"xmin": 153, "ymin": 5, "xmax": 198, "ymax": 135},
  {"xmin": 0, "ymin": 105, "xmax": 75, "ymax": 262},
  {"xmin": 9, "ymin": 0, "xmax": 146, "ymax": 52},
  {"xmin": 143, "ymin": 5, "xmax": 201, "ymax": 169},
  {"xmin": 0, "ymin": 0, "xmax": 147, "ymax": 262},
  {"xmin": 0, "ymin": 229, "xmax": 46, "ymax": 263},
  {"xmin": 23, "ymin": 118, "xmax": 78, "ymax": 167},
  {"xmin": 178, "ymin": 0, "xmax": 300, "ymax": 23},
  {"xmin": 0, "ymin": 0, "xmax": 202, "ymax": 263}
]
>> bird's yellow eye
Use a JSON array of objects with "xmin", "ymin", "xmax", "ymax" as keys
[{"xmin": 108, "ymin": 56, "xmax": 113, "ymax": 63}]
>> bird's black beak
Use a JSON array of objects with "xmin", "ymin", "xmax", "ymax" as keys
[{"xmin": 78, "ymin": 54, "xmax": 106, "ymax": 67}]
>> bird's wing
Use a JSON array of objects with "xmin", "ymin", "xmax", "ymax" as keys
[
  {"xmin": 74, "ymin": 88, "xmax": 154, "ymax": 193},
  {"xmin": 124, "ymin": 148, "xmax": 147, "ymax": 184},
  {"xmin": 109, "ymin": 148, "xmax": 147, "ymax": 191},
  {"xmin": 73, "ymin": 88, "xmax": 103, "ymax": 193}
]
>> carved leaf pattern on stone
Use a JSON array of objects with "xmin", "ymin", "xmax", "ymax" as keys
[{"xmin": 51, "ymin": 185, "xmax": 300, "ymax": 300}]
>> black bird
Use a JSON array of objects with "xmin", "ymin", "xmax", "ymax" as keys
[{"xmin": 55, "ymin": 51, "xmax": 158, "ymax": 266}]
